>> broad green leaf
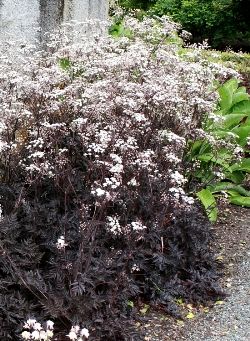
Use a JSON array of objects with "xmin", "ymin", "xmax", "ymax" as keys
[
  {"xmin": 236, "ymin": 86, "xmax": 247, "ymax": 94},
  {"xmin": 232, "ymin": 126, "xmax": 250, "ymax": 146},
  {"xmin": 225, "ymin": 171, "xmax": 245, "ymax": 184},
  {"xmin": 224, "ymin": 78, "xmax": 239, "ymax": 94},
  {"xmin": 197, "ymin": 189, "xmax": 218, "ymax": 223},
  {"xmin": 219, "ymin": 86, "xmax": 232, "ymax": 112},
  {"xmin": 212, "ymin": 130, "xmax": 238, "ymax": 139},
  {"xmin": 231, "ymin": 100, "xmax": 250, "ymax": 114},
  {"xmin": 230, "ymin": 195, "xmax": 250, "ymax": 207},
  {"xmin": 210, "ymin": 182, "xmax": 250, "ymax": 196},
  {"xmin": 190, "ymin": 140, "xmax": 210, "ymax": 156},
  {"xmin": 230, "ymin": 158, "xmax": 250, "ymax": 172},
  {"xmin": 232, "ymin": 92, "xmax": 249, "ymax": 106},
  {"xmin": 222, "ymin": 114, "xmax": 248, "ymax": 129},
  {"xmin": 197, "ymin": 152, "xmax": 231, "ymax": 168}
]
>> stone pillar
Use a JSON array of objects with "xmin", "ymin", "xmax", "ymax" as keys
[
  {"xmin": 0, "ymin": 0, "xmax": 40, "ymax": 44},
  {"xmin": 0, "ymin": 0, "xmax": 109, "ymax": 46}
]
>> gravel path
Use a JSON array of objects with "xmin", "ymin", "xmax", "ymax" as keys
[
  {"xmin": 177, "ymin": 205, "xmax": 250, "ymax": 341},
  {"xmin": 183, "ymin": 255, "xmax": 250, "ymax": 341},
  {"xmin": 139, "ymin": 205, "xmax": 250, "ymax": 341}
]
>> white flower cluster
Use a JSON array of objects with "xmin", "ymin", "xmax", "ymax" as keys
[
  {"xmin": 21, "ymin": 320, "xmax": 89, "ymax": 341},
  {"xmin": 106, "ymin": 215, "xmax": 122, "ymax": 235},
  {"xmin": 67, "ymin": 326, "xmax": 89, "ymax": 340},
  {"xmin": 21, "ymin": 319, "xmax": 54, "ymax": 340},
  {"xmin": 56, "ymin": 236, "xmax": 68, "ymax": 250},
  {"xmin": 129, "ymin": 221, "xmax": 147, "ymax": 231},
  {"xmin": 0, "ymin": 14, "xmax": 239, "ymax": 240}
]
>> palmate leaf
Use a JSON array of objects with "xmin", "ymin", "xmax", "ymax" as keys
[{"xmin": 197, "ymin": 189, "xmax": 218, "ymax": 223}]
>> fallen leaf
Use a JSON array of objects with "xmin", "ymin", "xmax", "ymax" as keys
[
  {"xmin": 177, "ymin": 319, "xmax": 184, "ymax": 326},
  {"xmin": 186, "ymin": 312, "xmax": 195, "ymax": 319},
  {"xmin": 215, "ymin": 300, "xmax": 225, "ymax": 305},
  {"xmin": 140, "ymin": 304, "xmax": 150, "ymax": 315},
  {"xmin": 186, "ymin": 304, "xmax": 194, "ymax": 311}
]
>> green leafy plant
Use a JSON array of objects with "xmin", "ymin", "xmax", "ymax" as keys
[{"xmin": 186, "ymin": 78, "xmax": 250, "ymax": 221}]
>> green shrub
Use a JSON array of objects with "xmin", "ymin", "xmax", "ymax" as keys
[
  {"xmin": 118, "ymin": 0, "xmax": 250, "ymax": 50},
  {"xmin": 186, "ymin": 79, "xmax": 250, "ymax": 221}
]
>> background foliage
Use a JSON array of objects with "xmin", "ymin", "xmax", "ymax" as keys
[{"xmin": 118, "ymin": 0, "xmax": 250, "ymax": 51}]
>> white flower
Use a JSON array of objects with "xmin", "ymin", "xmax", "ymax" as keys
[
  {"xmin": 130, "ymin": 221, "xmax": 147, "ymax": 231},
  {"xmin": 67, "ymin": 331, "xmax": 78, "ymax": 340},
  {"xmin": 72, "ymin": 326, "xmax": 80, "ymax": 333},
  {"xmin": 33, "ymin": 322, "xmax": 42, "ymax": 330},
  {"xmin": 46, "ymin": 330, "xmax": 54, "ymax": 338},
  {"xmin": 21, "ymin": 331, "xmax": 31, "ymax": 340},
  {"xmin": 80, "ymin": 328, "xmax": 90, "ymax": 338},
  {"xmin": 39, "ymin": 330, "xmax": 48, "ymax": 340},
  {"xmin": 92, "ymin": 188, "xmax": 105, "ymax": 197},
  {"xmin": 107, "ymin": 216, "xmax": 122, "ymax": 235},
  {"xmin": 56, "ymin": 236, "xmax": 68, "ymax": 250},
  {"xmin": 170, "ymin": 171, "xmax": 186, "ymax": 185},
  {"xmin": 131, "ymin": 264, "xmax": 140, "ymax": 272},
  {"xmin": 109, "ymin": 164, "xmax": 123, "ymax": 174},
  {"xmin": 24, "ymin": 319, "xmax": 37, "ymax": 328},
  {"xmin": 29, "ymin": 151, "xmax": 45, "ymax": 159},
  {"xmin": 46, "ymin": 320, "xmax": 54, "ymax": 329},
  {"xmin": 127, "ymin": 178, "xmax": 138, "ymax": 186},
  {"xmin": 31, "ymin": 330, "xmax": 40, "ymax": 340}
]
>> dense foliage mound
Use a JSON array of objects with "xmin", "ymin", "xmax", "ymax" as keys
[{"xmin": 0, "ymin": 16, "xmax": 237, "ymax": 340}]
